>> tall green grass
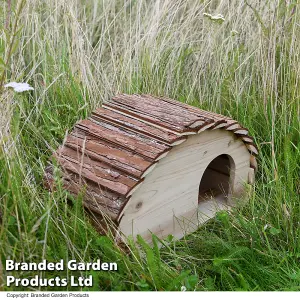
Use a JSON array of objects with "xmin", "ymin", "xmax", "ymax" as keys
[{"xmin": 0, "ymin": 0, "xmax": 299, "ymax": 291}]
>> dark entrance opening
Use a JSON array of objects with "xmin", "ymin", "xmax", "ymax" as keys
[{"xmin": 198, "ymin": 154, "xmax": 234, "ymax": 203}]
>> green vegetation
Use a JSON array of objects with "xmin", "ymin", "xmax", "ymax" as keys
[{"xmin": 0, "ymin": 0, "xmax": 299, "ymax": 291}]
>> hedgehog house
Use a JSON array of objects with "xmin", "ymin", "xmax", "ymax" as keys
[{"xmin": 45, "ymin": 94, "xmax": 258, "ymax": 243}]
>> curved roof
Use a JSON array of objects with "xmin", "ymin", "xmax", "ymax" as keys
[{"xmin": 45, "ymin": 94, "xmax": 258, "ymax": 221}]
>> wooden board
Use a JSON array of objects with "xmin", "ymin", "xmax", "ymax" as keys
[
  {"xmin": 91, "ymin": 108, "xmax": 187, "ymax": 146},
  {"xmin": 64, "ymin": 131, "xmax": 153, "ymax": 178},
  {"xmin": 76, "ymin": 119, "xmax": 171, "ymax": 160},
  {"xmin": 119, "ymin": 130, "xmax": 251, "ymax": 243},
  {"xmin": 104, "ymin": 94, "xmax": 215, "ymax": 133}
]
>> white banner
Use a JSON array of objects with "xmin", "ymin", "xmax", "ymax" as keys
[{"xmin": 0, "ymin": 292, "xmax": 299, "ymax": 300}]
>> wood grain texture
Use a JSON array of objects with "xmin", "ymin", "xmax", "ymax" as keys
[
  {"xmin": 154, "ymin": 95, "xmax": 234, "ymax": 126},
  {"xmin": 91, "ymin": 108, "xmax": 187, "ymax": 146},
  {"xmin": 44, "ymin": 166, "xmax": 126, "ymax": 220},
  {"xmin": 110, "ymin": 94, "xmax": 213, "ymax": 131},
  {"xmin": 104, "ymin": 94, "xmax": 217, "ymax": 134},
  {"xmin": 76, "ymin": 119, "xmax": 171, "ymax": 160},
  {"xmin": 55, "ymin": 146, "xmax": 140, "ymax": 197},
  {"xmin": 119, "ymin": 129, "xmax": 251, "ymax": 242},
  {"xmin": 65, "ymin": 131, "xmax": 153, "ymax": 178}
]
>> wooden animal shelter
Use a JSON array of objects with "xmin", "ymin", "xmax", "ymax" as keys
[{"xmin": 44, "ymin": 94, "xmax": 258, "ymax": 243}]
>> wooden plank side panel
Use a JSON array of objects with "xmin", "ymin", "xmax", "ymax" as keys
[
  {"xmin": 91, "ymin": 108, "xmax": 186, "ymax": 146},
  {"xmin": 153, "ymin": 95, "xmax": 236, "ymax": 123},
  {"xmin": 65, "ymin": 131, "xmax": 153, "ymax": 178},
  {"xmin": 145, "ymin": 96, "xmax": 257, "ymax": 146},
  {"xmin": 55, "ymin": 146, "xmax": 141, "ymax": 197},
  {"xmin": 44, "ymin": 165, "xmax": 127, "ymax": 221},
  {"xmin": 63, "ymin": 172, "xmax": 126, "ymax": 220},
  {"xmin": 106, "ymin": 95, "xmax": 256, "ymax": 139},
  {"xmin": 111, "ymin": 94, "xmax": 211, "ymax": 128},
  {"xmin": 103, "ymin": 102, "xmax": 193, "ymax": 133},
  {"xmin": 75, "ymin": 119, "xmax": 171, "ymax": 160},
  {"xmin": 104, "ymin": 95, "xmax": 216, "ymax": 133}
]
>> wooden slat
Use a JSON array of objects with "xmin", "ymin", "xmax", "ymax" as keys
[
  {"xmin": 250, "ymin": 155, "xmax": 258, "ymax": 170},
  {"xmin": 64, "ymin": 131, "xmax": 154, "ymax": 178},
  {"xmin": 156, "ymin": 95, "xmax": 236, "ymax": 125},
  {"xmin": 105, "ymin": 94, "xmax": 215, "ymax": 133},
  {"xmin": 103, "ymin": 102, "xmax": 193, "ymax": 133},
  {"xmin": 152, "ymin": 97, "xmax": 244, "ymax": 133},
  {"xmin": 55, "ymin": 146, "xmax": 141, "ymax": 197},
  {"xmin": 44, "ymin": 165, "xmax": 126, "ymax": 220},
  {"xmin": 63, "ymin": 172, "xmax": 126, "ymax": 220},
  {"xmin": 236, "ymin": 134, "xmax": 254, "ymax": 143},
  {"xmin": 140, "ymin": 95, "xmax": 244, "ymax": 131},
  {"xmin": 91, "ymin": 108, "xmax": 186, "ymax": 146},
  {"xmin": 112, "ymin": 94, "xmax": 209, "ymax": 126},
  {"xmin": 75, "ymin": 119, "xmax": 171, "ymax": 160},
  {"xmin": 198, "ymin": 122, "xmax": 216, "ymax": 132},
  {"xmin": 245, "ymin": 143, "xmax": 259, "ymax": 155},
  {"xmin": 232, "ymin": 128, "xmax": 249, "ymax": 135},
  {"xmin": 224, "ymin": 122, "xmax": 240, "ymax": 130}
]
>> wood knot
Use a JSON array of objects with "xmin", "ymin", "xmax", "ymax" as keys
[{"xmin": 136, "ymin": 202, "xmax": 143, "ymax": 209}]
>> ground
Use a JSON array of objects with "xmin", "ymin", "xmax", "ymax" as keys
[{"xmin": 0, "ymin": 0, "xmax": 299, "ymax": 291}]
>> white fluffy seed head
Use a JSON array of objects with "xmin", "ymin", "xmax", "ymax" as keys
[{"xmin": 4, "ymin": 82, "xmax": 34, "ymax": 93}]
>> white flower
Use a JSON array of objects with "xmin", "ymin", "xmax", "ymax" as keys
[
  {"xmin": 4, "ymin": 82, "xmax": 34, "ymax": 93},
  {"xmin": 181, "ymin": 286, "xmax": 187, "ymax": 292},
  {"xmin": 203, "ymin": 12, "xmax": 225, "ymax": 22},
  {"xmin": 264, "ymin": 224, "xmax": 268, "ymax": 231}
]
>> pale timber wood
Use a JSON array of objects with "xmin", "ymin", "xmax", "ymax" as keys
[
  {"xmin": 248, "ymin": 168, "xmax": 255, "ymax": 185},
  {"xmin": 119, "ymin": 130, "xmax": 251, "ymax": 242}
]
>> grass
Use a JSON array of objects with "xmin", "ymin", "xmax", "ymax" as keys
[{"xmin": 0, "ymin": 0, "xmax": 299, "ymax": 291}]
